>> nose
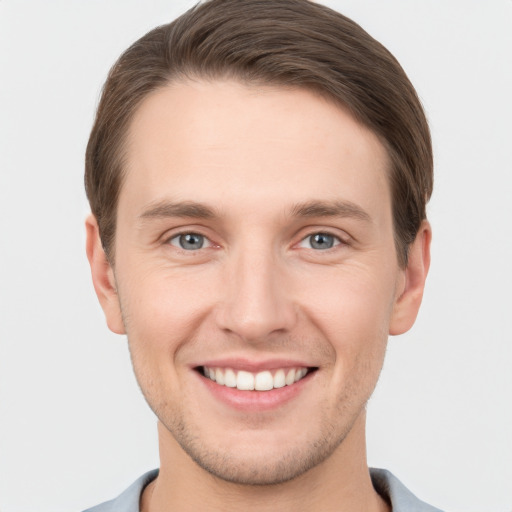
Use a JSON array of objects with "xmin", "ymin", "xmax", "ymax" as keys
[{"xmin": 215, "ymin": 247, "xmax": 297, "ymax": 342}]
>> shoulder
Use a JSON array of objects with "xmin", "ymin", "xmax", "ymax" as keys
[
  {"xmin": 370, "ymin": 468, "xmax": 444, "ymax": 512},
  {"xmin": 82, "ymin": 469, "xmax": 159, "ymax": 512}
]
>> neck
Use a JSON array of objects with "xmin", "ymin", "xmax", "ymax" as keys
[{"xmin": 142, "ymin": 413, "xmax": 390, "ymax": 512}]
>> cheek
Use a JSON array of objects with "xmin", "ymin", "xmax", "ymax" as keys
[
  {"xmin": 297, "ymin": 263, "xmax": 396, "ymax": 380},
  {"xmin": 116, "ymin": 263, "xmax": 228, "ymax": 403},
  {"xmin": 118, "ymin": 260, "xmax": 216, "ymax": 330},
  {"xmin": 117, "ymin": 266, "xmax": 212, "ymax": 410},
  {"xmin": 300, "ymin": 263, "xmax": 398, "ymax": 336}
]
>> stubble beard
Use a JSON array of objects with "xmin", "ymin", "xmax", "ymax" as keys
[
  {"xmin": 126, "ymin": 345, "xmax": 380, "ymax": 487},
  {"xmin": 164, "ymin": 418, "xmax": 349, "ymax": 486},
  {"xmin": 149, "ymin": 388, "xmax": 366, "ymax": 487},
  {"xmin": 122, "ymin": 302, "xmax": 384, "ymax": 487}
]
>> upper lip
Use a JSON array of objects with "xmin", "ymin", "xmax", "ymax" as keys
[{"xmin": 193, "ymin": 357, "xmax": 316, "ymax": 372}]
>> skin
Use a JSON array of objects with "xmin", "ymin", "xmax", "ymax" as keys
[{"xmin": 87, "ymin": 80, "xmax": 431, "ymax": 512}]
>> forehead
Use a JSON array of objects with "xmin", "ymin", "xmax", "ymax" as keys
[{"xmin": 121, "ymin": 80, "xmax": 391, "ymax": 220}]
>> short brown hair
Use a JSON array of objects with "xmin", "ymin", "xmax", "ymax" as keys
[{"xmin": 85, "ymin": 0, "xmax": 432, "ymax": 267}]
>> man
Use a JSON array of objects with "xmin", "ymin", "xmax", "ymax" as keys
[{"xmin": 84, "ymin": 0, "xmax": 438, "ymax": 510}]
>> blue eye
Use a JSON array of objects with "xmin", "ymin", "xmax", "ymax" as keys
[
  {"xmin": 299, "ymin": 233, "xmax": 340, "ymax": 250},
  {"xmin": 169, "ymin": 233, "xmax": 209, "ymax": 250}
]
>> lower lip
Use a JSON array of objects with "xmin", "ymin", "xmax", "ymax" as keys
[{"xmin": 196, "ymin": 371, "xmax": 314, "ymax": 412}]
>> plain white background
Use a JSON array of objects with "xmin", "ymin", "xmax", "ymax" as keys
[{"xmin": 0, "ymin": 1, "xmax": 511, "ymax": 511}]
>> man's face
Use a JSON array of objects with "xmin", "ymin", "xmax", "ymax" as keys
[{"xmin": 90, "ymin": 80, "xmax": 427, "ymax": 485}]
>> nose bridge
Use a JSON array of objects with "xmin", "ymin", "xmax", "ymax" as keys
[{"xmin": 217, "ymin": 238, "xmax": 296, "ymax": 341}]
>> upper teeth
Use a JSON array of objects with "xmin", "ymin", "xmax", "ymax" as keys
[{"xmin": 203, "ymin": 366, "xmax": 308, "ymax": 391}]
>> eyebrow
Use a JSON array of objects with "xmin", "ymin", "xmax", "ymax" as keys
[
  {"xmin": 289, "ymin": 200, "xmax": 372, "ymax": 223},
  {"xmin": 138, "ymin": 199, "xmax": 371, "ymax": 223},
  {"xmin": 139, "ymin": 200, "xmax": 216, "ymax": 220}
]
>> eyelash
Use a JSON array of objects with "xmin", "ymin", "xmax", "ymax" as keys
[
  {"xmin": 167, "ymin": 232, "xmax": 213, "ymax": 251},
  {"xmin": 165, "ymin": 231, "xmax": 347, "ymax": 253},
  {"xmin": 297, "ymin": 232, "xmax": 344, "ymax": 251}
]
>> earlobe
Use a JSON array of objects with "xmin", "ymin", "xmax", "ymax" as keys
[
  {"xmin": 85, "ymin": 214, "xmax": 125, "ymax": 335},
  {"xmin": 389, "ymin": 220, "xmax": 432, "ymax": 336}
]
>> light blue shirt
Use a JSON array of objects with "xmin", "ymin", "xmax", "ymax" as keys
[{"xmin": 83, "ymin": 468, "xmax": 444, "ymax": 512}]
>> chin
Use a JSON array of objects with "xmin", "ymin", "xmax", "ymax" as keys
[
  {"xmin": 186, "ymin": 443, "xmax": 332, "ymax": 486},
  {"xmin": 163, "ymin": 413, "xmax": 354, "ymax": 486}
]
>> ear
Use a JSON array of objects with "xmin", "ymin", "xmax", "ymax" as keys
[
  {"xmin": 389, "ymin": 220, "xmax": 432, "ymax": 335},
  {"xmin": 85, "ymin": 214, "xmax": 125, "ymax": 334}
]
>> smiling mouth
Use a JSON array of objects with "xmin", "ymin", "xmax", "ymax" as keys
[{"xmin": 198, "ymin": 366, "xmax": 317, "ymax": 391}]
